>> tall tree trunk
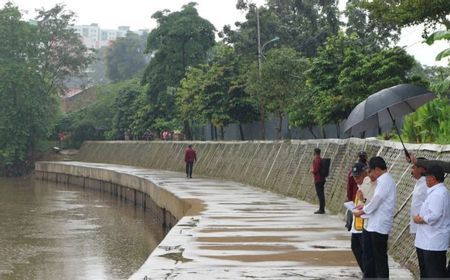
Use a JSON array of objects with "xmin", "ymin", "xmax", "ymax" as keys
[
  {"xmin": 184, "ymin": 120, "xmax": 192, "ymax": 140},
  {"xmin": 336, "ymin": 122, "xmax": 340, "ymax": 138},
  {"xmin": 308, "ymin": 126, "xmax": 317, "ymax": 139},
  {"xmin": 239, "ymin": 123, "xmax": 245, "ymax": 140},
  {"xmin": 220, "ymin": 126, "xmax": 224, "ymax": 140},
  {"xmin": 210, "ymin": 123, "xmax": 214, "ymax": 140},
  {"xmin": 277, "ymin": 113, "xmax": 283, "ymax": 139},
  {"xmin": 260, "ymin": 107, "xmax": 266, "ymax": 140},
  {"xmin": 321, "ymin": 125, "xmax": 326, "ymax": 139},
  {"xmin": 214, "ymin": 126, "xmax": 218, "ymax": 140}
]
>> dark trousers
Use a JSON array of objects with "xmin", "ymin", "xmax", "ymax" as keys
[
  {"xmin": 186, "ymin": 161, "xmax": 194, "ymax": 178},
  {"xmin": 371, "ymin": 231, "xmax": 389, "ymax": 278},
  {"xmin": 447, "ymin": 259, "xmax": 450, "ymax": 277},
  {"xmin": 362, "ymin": 229, "xmax": 376, "ymax": 278},
  {"xmin": 314, "ymin": 181, "xmax": 325, "ymax": 211},
  {"xmin": 351, "ymin": 233, "xmax": 364, "ymax": 273},
  {"xmin": 417, "ymin": 247, "xmax": 447, "ymax": 278}
]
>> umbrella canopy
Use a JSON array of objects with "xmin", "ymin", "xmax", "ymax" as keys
[{"xmin": 344, "ymin": 84, "xmax": 435, "ymax": 135}]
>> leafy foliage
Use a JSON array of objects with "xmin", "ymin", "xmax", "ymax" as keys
[
  {"xmin": 0, "ymin": 3, "xmax": 91, "ymax": 176},
  {"xmin": 402, "ymin": 97, "xmax": 450, "ymax": 144},
  {"xmin": 307, "ymin": 32, "xmax": 416, "ymax": 136},
  {"xmin": 360, "ymin": 0, "xmax": 450, "ymax": 35},
  {"xmin": 176, "ymin": 44, "xmax": 258, "ymax": 140},
  {"xmin": 140, "ymin": 3, "xmax": 216, "ymax": 133},
  {"xmin": 105, "ymin": 32, "xmax": 148, "ymax": 82},
  {"xmin": 246, "ymin": 47, "xmax": 309, "ymax": 139}
]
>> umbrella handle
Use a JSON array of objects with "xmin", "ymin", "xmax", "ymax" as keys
[{"xmin": 386, "ymin": 108, "xmax": 410, "ymax": 159}]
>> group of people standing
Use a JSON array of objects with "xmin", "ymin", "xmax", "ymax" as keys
[{"xmin": 344, "ymin": 151, "xmax": 450, "ymax": 278}]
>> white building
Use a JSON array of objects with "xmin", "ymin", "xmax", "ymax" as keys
[{"xmin": 71, "ymin": 24, "xmax": 137, "ymax": 49}]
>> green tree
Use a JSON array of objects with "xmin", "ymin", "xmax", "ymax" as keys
[
  {"xmin": 308, "ymin": 32, "xmax": 416, "ymax": 137},
  {"xmin": 222, "ymin": 0, "xmax": 340, "ymax": 59},
  {"xmin": 246, "ymin": 47, "xmax": 309, "ymax": 139},
  {"xmin": 360, "ymin": 0, "xmax": 450, "ymax": 35},
  {"xmin": 0, "ymin": 3, "xmax": 91, "ymax": 176},
  {"xmin": 344, "ymin": 0, "xmax": 400, "ymax": 50},
  {"xmin": 177, "ymin": 44, "xmax": 258, "ymax": 140},
  {"xmin": 111, "ymin": 79, "xmax": 144, "ymax": 139},
  {"xmin": 106, "ymin": 32, "xmax": 148, "ymax": 82},
  {"xmin": 140, "ymin": 2, "xmax": 216, "ymax": 134}
]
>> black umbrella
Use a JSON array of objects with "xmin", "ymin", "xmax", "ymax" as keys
[{"xmin": 344, "ymin": 84, "xmax": 436, "ymax": 156}]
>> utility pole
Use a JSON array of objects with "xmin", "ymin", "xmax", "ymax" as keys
[{"xmin": 256, "ymin": 6, "xmax": 266, "ymax": 140}]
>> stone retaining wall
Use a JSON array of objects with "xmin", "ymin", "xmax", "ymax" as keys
[{"xmin": 75, "ymin": 138, "xmax": 450, "ymax": 273}]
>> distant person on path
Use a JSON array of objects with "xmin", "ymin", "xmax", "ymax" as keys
[
  {"xmin": 354, "ymin": 156, "xmax": 396, "ymax": 278},
  {"xmin": 309, "ymin": 148, "xmax": 325, "ymax": 214},
  {"xmin": 184, "ymin": 145, "xmax": 197, "ymax": 178},
  {"xmin": 413, "ymin": 165, "xmax": 450, "ymax": 278}
]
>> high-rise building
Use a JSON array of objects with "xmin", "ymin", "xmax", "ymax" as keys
[{"xmin": 71, "ymin": 23, "xmax": 133, "ymax": 49}]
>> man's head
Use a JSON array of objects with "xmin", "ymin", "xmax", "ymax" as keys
[
  {"xmin": 358, "ymin": 151, "xmax": 368, "ymax": 164},
  {"xmin": 188, "ymin": 145, "xmax": 192, "ymax": 148},
  {"xmin": 314, "ymin": 148, "xmax": 321, "ymax": 156},
  {"xmin": 411, "ymin": 157, "xmax": 427, "ymax": 180},
  {"xmin": 425, "ymin": 165, "xmax": 445, "ymax": 187},
  {"xmin": 352, "ymin": 162, "xmax": 368, "ymax": 185},
  {"xmin": 368, "ymin": 156, "xmax": 387, "ymax": 179}
]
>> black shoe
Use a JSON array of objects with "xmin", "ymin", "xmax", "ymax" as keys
[
  {"xmin": 190, "ymin": 176, "xmax": 192, "ymax": 178},
  {"xmin": 314, "ymin": 210, "xmax": 325, "ymax": 214}
]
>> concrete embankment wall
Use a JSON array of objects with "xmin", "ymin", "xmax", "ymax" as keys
[
  {"xmin": 75, "ymin": 139, "xmax": 450, "ymax": 272},
  {"xmin": 34, "ymin": 163, "xmax": 189, "ymax": 233}
]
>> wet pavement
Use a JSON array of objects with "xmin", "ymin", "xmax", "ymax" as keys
[{"xmin": 37, "ymin": 162, "xmax": 413, "ymax": 279}]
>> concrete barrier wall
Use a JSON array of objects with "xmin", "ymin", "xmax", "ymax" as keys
[
  {"xmin": 74, "ymin": 139, "xmax": 450, "ymax": 272},
  {"xmin": 34, "ymin": 164, "xmax": 188, "ymax": 233}
]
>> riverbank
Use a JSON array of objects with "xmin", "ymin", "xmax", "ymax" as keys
[
  {"xmin": 72, "ymin": 138, "xmax": 450, "ymax": 276},
  {"xmin": 35, "ymin": 161, "xmax": 413, "ymax": 279}
]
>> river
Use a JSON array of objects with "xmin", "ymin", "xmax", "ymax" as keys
[{"xmin": 0, "ymin": 176, "xmax": 165, "ymax": 280}]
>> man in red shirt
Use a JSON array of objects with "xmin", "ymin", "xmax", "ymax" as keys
[
  {"xmin": 184, "ymin": 145, "xmax": 197, "ymax": 178},
  {"xmin": 310, "ymin": 148, "xmax": 325, "ymax": 214}
]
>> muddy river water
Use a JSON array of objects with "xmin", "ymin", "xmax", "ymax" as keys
[{"xmin": 0, "ymin": 176, "xmax": 165, "ymax": 280}]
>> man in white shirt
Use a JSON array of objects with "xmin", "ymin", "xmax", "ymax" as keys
[
  {"xmin": 354, "ymin": 156, "xmax": 396, "ymax": 278},
  {"xmin": 410, "ymin": 158, "xmax": 428, "ymax": 235},
  {"xmin": 350, "ymin": 162, "xmax": 377, "ymax": 275},
  {"xmin": 413, "ymin": 165, "xmax": 450, "ymax": 278}
]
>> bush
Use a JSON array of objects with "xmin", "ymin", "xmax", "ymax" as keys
[
  {"xmin": 70, "ymin": 122, "xmax": 104, "ymax": 148},
  {"xmin": 402, "ymin": 97, "xmax": 450, "ymax": 144}
]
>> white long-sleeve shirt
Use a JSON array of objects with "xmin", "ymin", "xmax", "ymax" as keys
[
  {"xmin": 415, "ymin": 183, "xmax": 450, "ymax": 251},
  {"xmin": 363, "ymin": 172, "xmax": 396, "ymax": 235},
  {"xmin": 410, "ymin": 176, "xmax": 428, "ymax": 234}
]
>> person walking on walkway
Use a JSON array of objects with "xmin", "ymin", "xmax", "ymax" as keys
[
  {"xmin": 354, "ymin": 156, "xmax": 396, "ymax": 278},
  {"xmin": 310, "ymin": 148, "xmax": 325, "ymax": 214},
  {"xmin": 184, "ymin": 145, "xmax": 197, "ymax": 178},
  {"xmin": 413, "ymin": 165, "xmax": 450, "ymax": 278}
]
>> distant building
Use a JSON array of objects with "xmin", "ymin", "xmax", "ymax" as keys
[{"xmin": 71, "ymin": 24, "xmax": 147, "ymax": 49}]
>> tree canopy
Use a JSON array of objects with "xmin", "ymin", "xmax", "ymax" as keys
[
  {"xmin": 0, "ymin": 3, "xmax": 92, "ymax": 175},
  {"xmin": 139, "ymin": 2, "xmax": 216, "ymax": 133}
]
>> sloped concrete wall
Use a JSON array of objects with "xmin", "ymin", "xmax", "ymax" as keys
[{"xmin": 75, "ymin": 139, "xmax": 450, "ymax": 272}]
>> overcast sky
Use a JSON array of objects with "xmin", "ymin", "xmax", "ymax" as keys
[{"xmin": 2, "ymin": 0, "xmax": 448, "ymax": 66}]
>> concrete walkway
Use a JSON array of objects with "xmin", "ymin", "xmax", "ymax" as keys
[{"xmin": 38, "ymin": 162, "xmax": 413, "ymax": 279}]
